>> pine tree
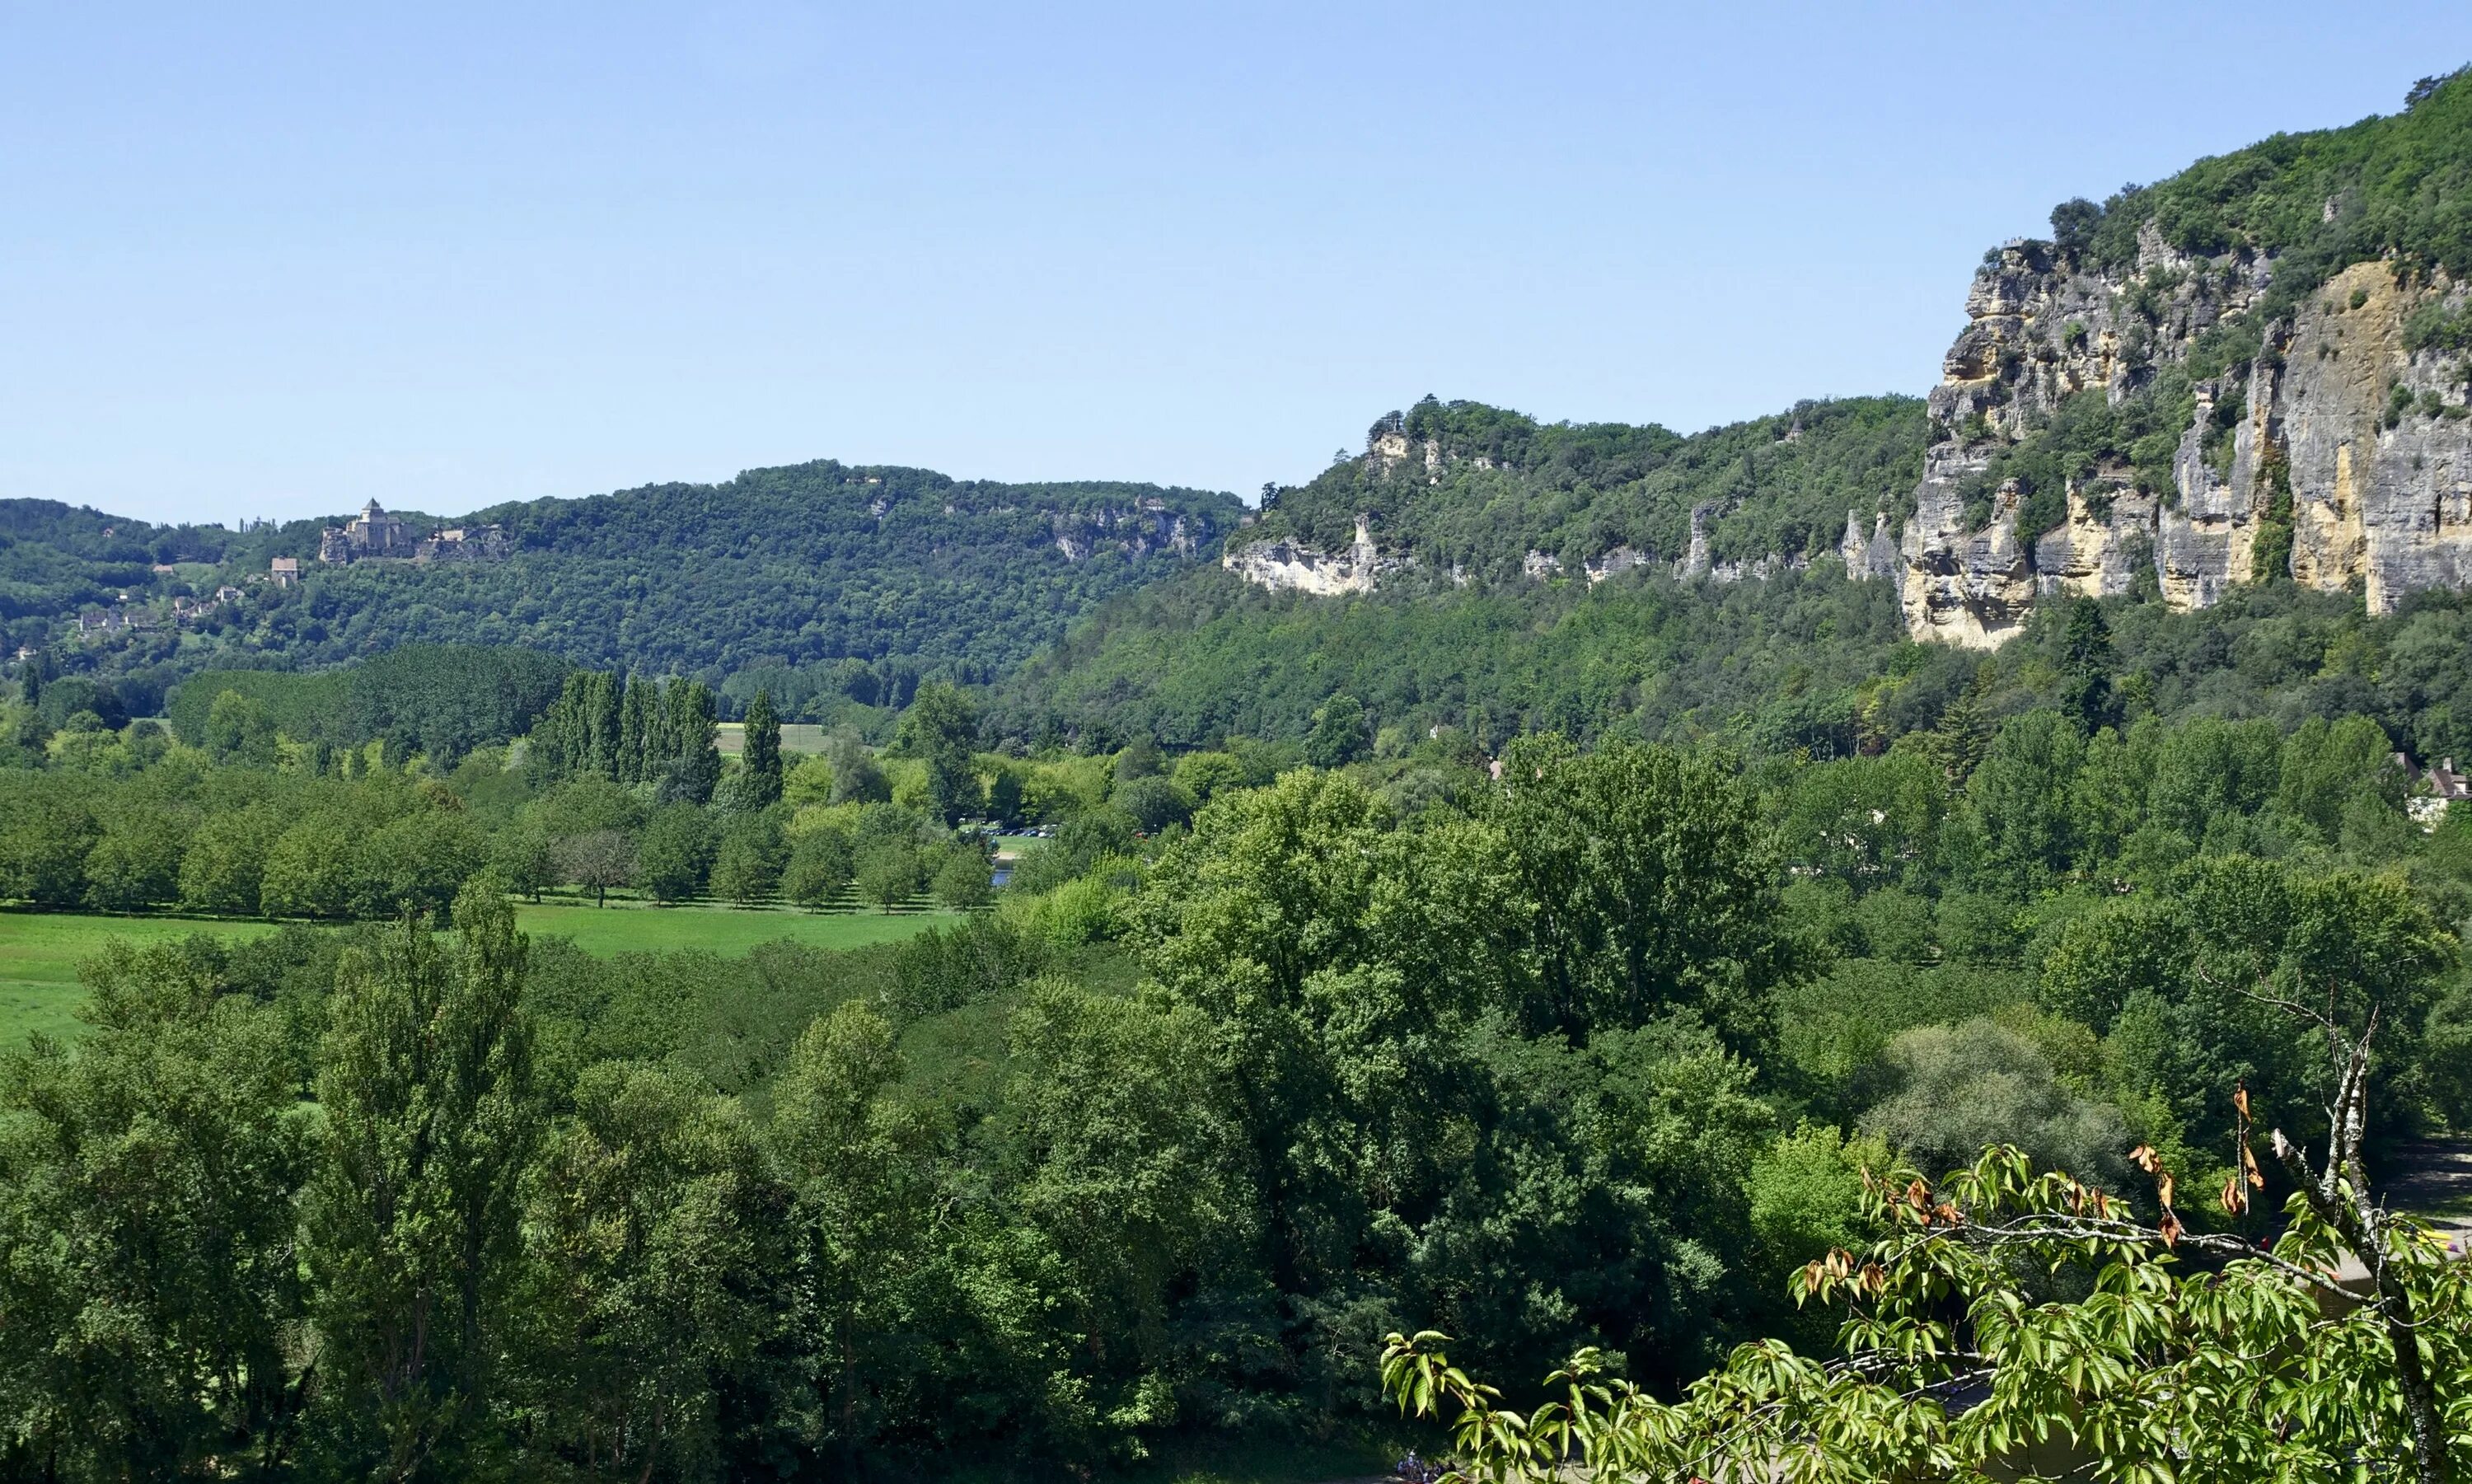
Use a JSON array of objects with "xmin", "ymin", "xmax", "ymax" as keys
[
  {"xmin": 2057, "ymin": 597, "xmax": 2117, "ymax": 733},
  {"xmin": 1925, "ymin": 662, "xmax": 1998, "ymax": 784}
]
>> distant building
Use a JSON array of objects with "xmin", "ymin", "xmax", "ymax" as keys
[
  {"xmin": 316, "ymin": 500, "xmax": 508, "ymax": 564},
  {"xmin": 269, "ymin": 555, "xmax": 302, "ymax": 587},
  {"xmin": 2400, "ymin": 752, "xmax": 2470, "ymax": 826},
  {"xmin": 320, "ymin": 500, "xmax": 417, "ymax": 563},
  {"xmin": 413, "ymin": 524, "xmax": 511, "ymax": 563}
]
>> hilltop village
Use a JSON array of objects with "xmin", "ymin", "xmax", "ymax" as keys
[{"xmin": 56, "ymin": 502, "xmax": 510, "ymax": 649}]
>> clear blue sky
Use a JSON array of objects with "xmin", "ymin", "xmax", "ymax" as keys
[{"xmin": 2, "ymin": 2, "xmax": 2462, "ymax": 526}]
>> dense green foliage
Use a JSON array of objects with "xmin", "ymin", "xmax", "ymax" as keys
[
  {"xmin": 1385, "ymin": 1138, "xmax": 2472, "ymax": 1482},
  {"xmin": 3, "ymin": 674, "xmax": 2466, "ymax": 1477},
  {"xmin": 1015, "ymin": 553, "xmax": 2472, "ymax": 770},
  {"xmin": 0, "ymin": 688, "xmax": 1004, "ymax": 923},
  {"xmin": 2077, "ymin": 64, "xmax": 2472, "ymax": 299},
  {"xmin": 166, "ymin": 645, "xmax": 572, "ymax": 766}
]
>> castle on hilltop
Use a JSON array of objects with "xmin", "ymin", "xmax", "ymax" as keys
[{"xmin": 318, "ymin": 500, "xmax": 510, "ymax": 565}]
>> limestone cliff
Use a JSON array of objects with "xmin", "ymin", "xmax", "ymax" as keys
[
  {"xmin": 1875, "ymin": 238, "xmax": 2472, "ymax": 645},
  {"xmin": 1220, "ymin": 516, "xmax": 1388, "ymax": 595}
]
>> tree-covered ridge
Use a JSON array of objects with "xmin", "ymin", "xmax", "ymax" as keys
[
  {"xmin": 1239, "ymin": 395, "xmax": 1927, "ymax": 579},
  {"xmin": 2, "ymin": 462, "xmax": 1243, "ymax": 710},
  {"xmin": 2076, "ymin": 63, "xmax": 2472, "ymax": 300}
]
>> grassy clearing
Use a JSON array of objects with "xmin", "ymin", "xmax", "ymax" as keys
[
  {"xmin": 0, "ymin": 905, "xmax": 959, "ymax": 1046},
  {"xmin": 0, "ymin": 912, "xmax": 282, "ymax": 1046}
]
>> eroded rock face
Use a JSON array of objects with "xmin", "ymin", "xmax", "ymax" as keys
[
  {"xmin": 2282, "ymin": 264, "xmax": 2472, "ymax": 612},
  {"xmin": 1051, "ymin": 503, "xmax": 1218, "ymax": 563},
  {"xmin": 1901, "ymin": 472, "xmax": 2034, "ymax": 649},
  {"xmin": 1841, "ymin": 509, "xmax": 1901, "ymax": 580},
  {"xmin": 1871, "ymin": 235, "xmax": 2472, "ymax": 642},
  {"xmin": 2035, "ymin": 484, "xmax": 2156, "ymax": 600},
  {"xmin": 1585, "ymin": 545, "xmax": 1646, "ymax": 583},
  {"xmin": 1220, "ymin": 516, "xmax": 1387, "ymax": 595}
]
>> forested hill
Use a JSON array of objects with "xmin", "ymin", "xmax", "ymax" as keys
[
  {"xmin": 6, "ymin": 463, "xmax": 1240, "ymax": 718},
  {"xmin": 1246, "ymin": 393, "xmax": 1927, "ymax": 582},
  {"xmin": 1003, "ymin": 395, "xmax": 1936, "ymax": 747}
]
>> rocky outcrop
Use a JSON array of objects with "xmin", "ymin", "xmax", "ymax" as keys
[
  {"xmin": 1901, "ymin": 470, "xmax": 2035, "ymax": 648},
  {"xmin": 1585, "ymin": 545, "xmax": 1646, "ymax": 583},
  {"xmin": 1711, "ymin": 552, "xmax": 1810, "ymax": 585},
  {"xmin": 1051, "ymin": 503, "xmax": 1219, "ymax": 563},
  {"xmin": 1676, "ymin": 503, "xmax": 1716, "ymax": 579},
  {"xmin": 1840, "ymin": 509, "xmax": 1901, "ymax": 580},
  {"xmin": 1221, "ymin": 516, "xmax": 1388, "ymax": 595},
  {"xmin": 2034, "ymin": 484, "xmax": 2155, "ymax": 600},
  {"xmin": 1868, "ymin": 233, "xmax": 2472, "ymax": 642}
]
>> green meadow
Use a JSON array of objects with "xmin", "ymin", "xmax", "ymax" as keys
[
  {"xmin": 509, "ymin": 901, "xmax": 962, "ymax": 956},
  {"xmin": 0, "ymin": 913, "xmax": 283, "ymax": 1046},
  {"xmin": 0, "ymin": 904, "xmax": 959, "ymax": 1046}
]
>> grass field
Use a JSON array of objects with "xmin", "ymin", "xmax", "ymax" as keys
[
  {"xmin": 511, "ymin": 901, "xmax": 960, "ymax": 956},
  {"xmin": 0, "ymin": 912, "xmax": 282, "ymax": 1046},
  {"xmin": 0, "ymin": 905, "xmax": 958, "ymax": 1046},
  {"xmin": 715, "ymin": 721, "xmax": 830, "ymax": 756}
]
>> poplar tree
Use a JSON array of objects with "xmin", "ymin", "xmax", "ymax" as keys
[
  {"xmin": 658, "ymin": 681, "xmax": 720, "ymax": 805},
  {"xmin": 585, "ymin": 672, "xmax": 622, "ymax": 779},
  {"xmin": 616, "ymin": 676, "xmax": 654, "ymax": 786},
  {"xmin": 741, "ymin": 689, "xmax": 784, "ymax": 808}
]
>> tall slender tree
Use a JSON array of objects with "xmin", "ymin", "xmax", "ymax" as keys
[
  {"xmin": 741, "ymin": 689, "xmax": 784, "ymax": 808},
  {"xmin": 585, "ymin": 672, "xmax": 623, "ymax": 780},
  {"xmin": 616, "ymin": 676, "xmax": 653, "ymax": 786},
  {"xmin": 895, "ymin": 683, "xmax": 980, "ymax": 825},
  {"xmin": 659, "ymin": 681, "xmax": 721, "ymax": 805}
]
